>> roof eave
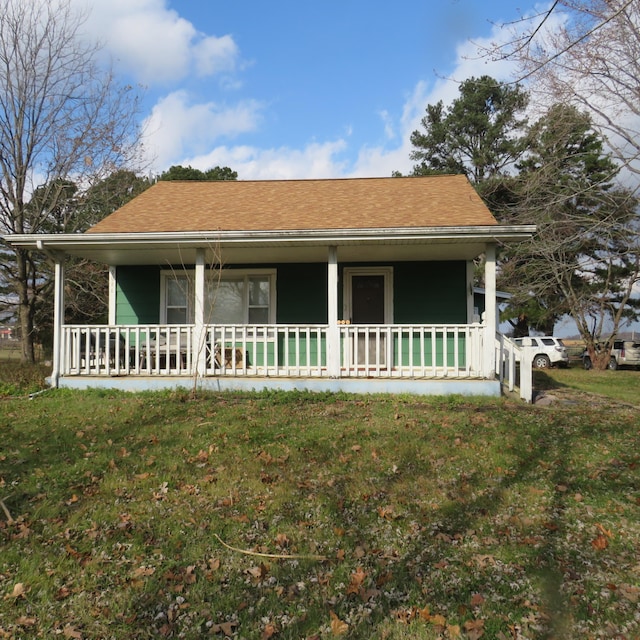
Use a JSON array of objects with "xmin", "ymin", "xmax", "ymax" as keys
[{"xmin": 4, "ymin": 225, "xmax": 536, "ymax": 251}]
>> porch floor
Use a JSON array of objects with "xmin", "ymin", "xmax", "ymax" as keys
[{"xmin": 53, "ymin": 375, "xmax": 502, "ymax": 397}]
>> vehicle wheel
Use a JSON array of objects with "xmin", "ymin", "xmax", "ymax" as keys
[
  {"xmin": 533, "ymin": 354, "xmax": 551, "ymax": 369},
  {"xmin": 608, "ymin": 357, "xmax": 618, "ymax": 370},
  {"xmin": 583, "ymin": 356, "xmax": 592, "ymax": 370}
]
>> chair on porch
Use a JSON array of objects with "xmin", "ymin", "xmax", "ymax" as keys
[{"xmin": 212, "ymin": 343, "xmax": 246, "ymax": 369}]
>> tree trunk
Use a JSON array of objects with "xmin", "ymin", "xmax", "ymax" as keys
[
  {"xmin": 584, "ymin": 343, "xmax": 611, "ymax": 371},
  {"xmin": 16, "ymin": 250, "xmax": 36, "ymax": 363}
]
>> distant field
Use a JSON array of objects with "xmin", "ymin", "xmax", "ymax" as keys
[
  {"xmin": 0, "ymin": 342, "xmax": 21, "ymax": 359},
  {"xmin": 0, "ymin": 342, "xmax": 43, "ymax": 361}
]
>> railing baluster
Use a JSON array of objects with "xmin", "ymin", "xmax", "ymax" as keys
[{"xmin": 60, "ymin": 323, "xmax": 487, "ymax": 382}]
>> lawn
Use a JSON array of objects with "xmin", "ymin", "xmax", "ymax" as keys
[
  {"xmin": 0, "ymin": 368, "xmax": 639, "ymax": 639},
  {"xmin": 536, "ymin": 366, "xmax": 640, "ymax": 406}
]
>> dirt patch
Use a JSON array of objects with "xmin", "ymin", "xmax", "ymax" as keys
[{"xmin": 533, "ymin": 386, "xmax": 637, "ymax": 409}]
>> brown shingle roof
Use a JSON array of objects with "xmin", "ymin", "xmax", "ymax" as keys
[{"xmin": 87, "ymin": 175, "xmax": 497, "ymax": 234}]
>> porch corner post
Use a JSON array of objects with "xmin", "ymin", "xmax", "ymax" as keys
[
  {"xmin": 51, "ymin": 257, "xmax": 65, "ymax": 388},
  {"xmin": 193, "ymin": 249, "xmax": 207, "ymax": 378},
  {"xmin": 483, "ymin": 243, "xmax": 497, "ymax": 378},
  {"xmin": 108, "ymin": 266, "xmax": 117, "ymax": 324},
  {"xmin": 327, "ymin": 246, "xmax": 340, "ymax": 377},
  {"xmin": 466, "ymin": 260, "xmax": 476, "ymax": 323}
]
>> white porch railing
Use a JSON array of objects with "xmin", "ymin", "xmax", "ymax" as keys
[
  {"xmin": 495, "ymin": 334, "xmax": 532, "ymax": 402},
  {"xmin": 61, "ymin": 323, "xmax": 487, "ymax": 379}
]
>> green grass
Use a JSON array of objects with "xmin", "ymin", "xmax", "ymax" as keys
[
  {"xmin": 1, "ymin": 369, "xmax": 639, "ymax": 638},
  {"xmin": 536, "ymin": 366, "xmax": 640, "ymax": 406},
  {"xmin": 0, "ymin": 360, "xmax": 51, "ymax": 397}
]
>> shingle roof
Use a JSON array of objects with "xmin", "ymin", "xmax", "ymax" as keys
[{"xmin": 87, "ymin": 175, "xmax": 497, "ymax": 234}]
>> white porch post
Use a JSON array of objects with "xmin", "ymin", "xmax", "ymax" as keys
[
  {"xmin": 483, "ymin": 243, "xmax": 497, "ymax": 378},
  {"xmin": 108, "ymin": 266, "xmax": 117, "ymax": 325},
  {"xmin": 193, "ymin": 248, "xmax": 207, "ymax": 378},
  {"xmin": 466, "ymin": 260, "xmax": 476, "ymax": 323},
  {"xmin": 327, "ymin": 246, "xmax": 340, "ymax": 377},
  {"xmin": 51, "ymin": 257, "xmax": 65, "ymax": 388}
]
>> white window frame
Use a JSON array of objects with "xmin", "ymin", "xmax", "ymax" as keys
[
  {"xmin": 160, "ymin": 273, "xmax": 192, "ymax": 324},
  {"xmin": 160, "ymin": 269, "xmax": 276, "ymax": 324}
]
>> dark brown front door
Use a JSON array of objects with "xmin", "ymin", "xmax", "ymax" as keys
[{"xmin": 351, "ymin": 275, "xmax": 385, "ymax": 324}]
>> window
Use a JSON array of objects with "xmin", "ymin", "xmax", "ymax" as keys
[
  {"xmin": 161, "ymin": 270, "xmax": 275, "ymax": 324},
  {"xmin": 166, "ymin": 276, "xmax": 189, "ymax": 324}
]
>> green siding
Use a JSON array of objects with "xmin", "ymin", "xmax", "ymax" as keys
[
  {"xmin": 116, "ymin": 266, "xmax": 161, "ymax": 324},
  {"xmin": 114, "ymin": 260, "xmax": 467, "ymax": 326},
  {"xmin": 393, "ymin": 261, "xmax": 467, "ymax": 323},
  {"xmin": 276, "ymin": 263, "xmax": 327, "ymax": 323},
  {"xmin": 394, "ymin": 330, "xmax": 466, "ymax": 368}
]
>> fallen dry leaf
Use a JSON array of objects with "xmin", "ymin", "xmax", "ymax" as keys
[
  {"xmin": 329, "ymin": 611, "xmax": 349, "ymax": 636},
  {"xmin": 463, "ymin": 618, "xmax": 485, "ymax": 640},
  {"xmin": 245, "ymin": 563, "xmax": 269, "ymax": 581},
  {"xmin": 596, "ymin": 523, "xmax": 613, "ymax": 538},
  {"xmin": 63, "ymin": 624, "xmax": 82, "ymax": 639},
  {"xmin": 619, "ymin": 584, "xmax": 639, "ymax": 603},
  {"xmin": 274, "ymin": 532, "xmax": 290, "ymax": 549},
  {"xmin": 470, "ymin": 593, "xmax": 485, "ymax": 607},
  {"xmin": 430, "ymin": 613, "xmax": 446, "ymax": 627},
  {"xmin": 447, "ymin": 623, "xmax": 462, "ymax": 638},
  {"xmin": 346, "ymin": 567, "xmax": 367, "ymax": 595},
  {"xmin": 591, "ymin": 535, "xmax": 609, "ymax": 550},
  {"xmin": 418, "ymin": 605, "xmax": 431, "ymax": 621},
  {"xmin": 131, "ymin": 566, "xmax": 155, "ymax": 579},
  {"xmin": 4, "ymin": 583, "xmax": 27, "ymax": 600}
]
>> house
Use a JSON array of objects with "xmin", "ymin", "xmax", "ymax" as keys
[
  {"xmin": 0, "ymin": 326, "xmax": 13, "ymax": 340},
  {"xmin": 4, "ymin": 175, "xmax": 534, "ymax": 396}
]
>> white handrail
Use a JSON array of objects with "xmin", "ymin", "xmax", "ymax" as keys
[{"xmin": 61, "ymin": 323, "xmax": 487, "ymax": 381}]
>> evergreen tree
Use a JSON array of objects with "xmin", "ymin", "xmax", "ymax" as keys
[
  {"xmin": 501, "ymin": 104, "xmax": 640, "ymax": 365},
  {"xmin": 158, "ymin": 165, "xmax": 238, "ymax": 181}
]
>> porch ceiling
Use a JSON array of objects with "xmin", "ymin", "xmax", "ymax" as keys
[{"xmin": 5, "ymin": 226, "xmax": 535, "ymax": 265}]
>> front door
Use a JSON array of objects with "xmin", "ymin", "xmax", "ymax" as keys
[
  {"xmin": 351, "ymin": 275, "xmax": 385, "ymax": 324},
  {"xmin": 344, "ymin": 268, "xmax": 392, "ymax": 366}
]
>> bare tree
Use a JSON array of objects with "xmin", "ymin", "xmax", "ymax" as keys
[
  {"xmin": 0, "ymin": 0, "xmax": 142, "ymax": 362},
  {"xmin": 487, "ymin": 0, "xmax": 640, "ymax": 177},
  {"xmin": 499, "ymin": 103, "xmax": 640, "ymax": 367}
]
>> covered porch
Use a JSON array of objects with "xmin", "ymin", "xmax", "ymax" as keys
[
  {"xmin": 45, "ymin": 237, "xmax": 507, "ymax": 390},
  {"xmin": 5, "ymin": 177, "xmax": 535, "ymax": 398},
  {"xmin": 15, "ymin": 231, "xmax": 533, "ymax": 398}
]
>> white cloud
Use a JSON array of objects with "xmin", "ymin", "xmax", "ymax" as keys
[
  {"xmin": 142, "ymin": 91, "xmax": 264, "ymax": 172},
  {"xmin": 346, "ymin": 23, "xmax": 521, "ymax": 178},
  {"xmin": 75, "ymin": 0, "xmax": 239, "ymax": 85},
  {"xmin": 180, "ymin": 140, "xmax": 349, "ymax": 180},
  {"xmin": 73, "ymin": 0, "xmax": 529, "ymax": 179},
  {"xmin": 141, "ymin": 16, "xmax": 523, "ymax": 180},
  {"xmin": 193, "ymin": 34, "xmax": 239, "ymax": 77},
  {"xmin": 378, "ymin": 110, "xmax": 395, "ymax": 141}
]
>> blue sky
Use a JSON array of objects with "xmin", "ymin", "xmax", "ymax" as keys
[{"xmin": 77, "ymin": 0, "xmax": 543, "ymax": 179}]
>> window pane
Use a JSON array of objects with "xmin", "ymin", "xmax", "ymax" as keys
[
  {"xmin": 167, "ymin": 278, "xmax": 188, "ymax": 306},
  {"xmin": 249, "ymin": 307, "xmax": 269, "ymax": 324},
  {"xmin": 167, "ymin": 307, "xmax": 187, "ymax": 324},
  {"xmin": 207, "ymin": 280, "xmax": 244, "ymax": 324},
  {"xmin": 249, "ymin": 277, "xmax": 270, "ymax": 306}
]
